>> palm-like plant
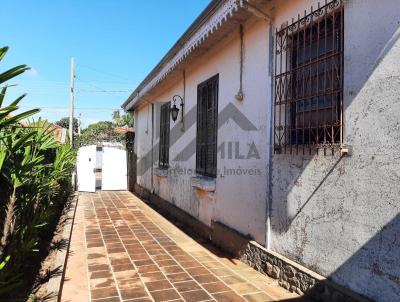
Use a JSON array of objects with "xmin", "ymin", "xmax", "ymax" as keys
[
  {"xmin": 0, "ymin": 46, "xmax": 76, "ymax": 299},
  {"xmin": 0, "ymin": 46, "xmax": 40, "ymax": 258},
  {"xmin": 0, "ymin": 47, "xmax": 39, "ymax": 132}
]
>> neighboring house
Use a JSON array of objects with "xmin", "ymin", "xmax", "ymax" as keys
[
  {"xmin": 122, "ymin": 1, "xmax": 400, "ymax": 301},
  {"xmin": 49, "ymin": 124, "xmax": 67, "ymax": 143},
  {"xmin": 20, "ymin": 120, "xmax": 67, "ymax": 143},
  {"xmin": 114, "ymin": 125, "xmax": 134, "ymax": 135}
]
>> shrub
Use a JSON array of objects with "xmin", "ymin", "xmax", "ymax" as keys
[{"xmin": 0, "ymin": 46, "xmax": 76, "ymax": 298}]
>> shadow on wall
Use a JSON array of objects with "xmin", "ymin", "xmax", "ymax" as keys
[
  {"xmin": 342, "ymin": 1, "xmax": 400, "ymax": 112},
  {"xmin": 270, "ymin": 1, "xmax": 400, "ymax": 301},
  {"xmin": 330, "ymin": 214, "xmax": 400, "ymax": 300},
  {"xmin": 272, "ymin": 0, "xmax": 400, "ymax": 234},
  {"xmin": 134, "ymin": 184, "xmax": 398, "ymax": 301},
  {"xmin": 284, "ymin": 215, "xmax": 399, "ymax": 302},
  {"xmin": 212, "ymin": 216, "xmax": 400, "ymax": 302}
]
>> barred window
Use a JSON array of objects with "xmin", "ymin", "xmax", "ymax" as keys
[
  {"xmin": 196, "ymin": 74, "xmax": 218, "ymax": 177},
  {"xmin": 274, "ymin": 0, "xmax": 343, "ymax": 154},
  {"xmin": 159, "ymin": 102, "xmax": 170, "ymax": 168}
]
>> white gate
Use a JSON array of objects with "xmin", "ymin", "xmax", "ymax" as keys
[
  {"xmin": 101, "ymin": 146, "xmax": 127, "ymax": 191},
  {"xmin": 77, "ymin": 145, "xmax": 96, "ymax": 192}
]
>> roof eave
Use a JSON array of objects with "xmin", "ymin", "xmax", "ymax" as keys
[
  {"xmin": 121, "ymin": 0, "xmax": 226, "ymax": 111},
  {"xmin": 121, "ymin": 0, "xmax": 269, "ymax": 111}
]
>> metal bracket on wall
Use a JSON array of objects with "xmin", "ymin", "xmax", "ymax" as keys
[
  {"xmin": 242, "ymin": 0, "xmax": 271, "ymax": 21},
  {"xmin": 340, "ymin": 144, "xmax": 352, "ymax": 156}
]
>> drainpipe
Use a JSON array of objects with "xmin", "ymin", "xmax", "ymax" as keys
[
  {"xmin": 182, "ymin": 70, "xmax": 186, "ymax": 131},
  {"xmin": 235, "ymin": 24, "xmax": 245, "ymax": 101},
  {"xmin": 151, "ymin": 103, "xmax": 155, "ymax": 194},
  {"xmin": 266, "ymin": 18, "xmax": 274, "ymax": 250},
  {"xmin": 242, "ymin": 0, "xmax": 274, "ymax": 249},
  {"xmin": 143, "ymin": 97, "xmax": 155, "ymax": 194},
  {"xmin": 146, "ymin": 103, "xmax": 149, "ymax": 134}
]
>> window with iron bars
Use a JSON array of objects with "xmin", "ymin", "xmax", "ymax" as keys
[
  {"xmin": 159, "ymin": 102, "xmax": 170, "ymax": 168},
  {"xmin": 274, "ymin": 0, "xmax": 344, "ymax": 155},
  {"xmin": 196, "ymin": 74, "xmax": 219, "ymax": 177}
]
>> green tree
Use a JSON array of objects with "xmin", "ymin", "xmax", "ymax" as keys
[
  {"xmin": 112, "ymin": 110, "xmax": 133, "ymax": 127},
  {"xmin": 55, "ymin": 116, "xmax": 78, "ymax": 133},
  {"xmin": 83, "ymin": 121, "xmax": 115, "ymax": 137},
  {"xmin": 74, "ymin": 121, "xmax": 125, "ymax": 147}
]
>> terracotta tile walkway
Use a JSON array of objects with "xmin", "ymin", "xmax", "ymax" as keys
[{"xmin": 61, "ymin": 191, "xmax": 301, "ymax": 302}]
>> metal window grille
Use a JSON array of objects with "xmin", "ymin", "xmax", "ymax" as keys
[
  {"xmin": 274, "ymin": 0, "xmax": 344, "ymax": 155},
  {"xmin": 159, "ymin": 102, "xmax": 170, "ymax": 168},
  {"xmin": 196, "ymin": 74, "xmax": 219, "ymax": 177}
]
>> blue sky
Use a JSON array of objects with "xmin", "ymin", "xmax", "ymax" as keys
[{"xmin": 0, "ymin": 0, "xmax": 209, "ymax": 127}]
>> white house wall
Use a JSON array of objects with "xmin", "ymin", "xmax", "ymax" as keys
[
  {"xmin": 136, "ymin": 103, "xmax": 154, "ymax": 191},
  {"xmin": 270, "ymin": 1, "xmax": 400, "ymax": 301},
  {"xmin": 132, "ymin": 1, "xmax": 400, "ymax": 300},
  {"xmin": 134, "ymin": 17, "xmax": 271, "ymax": 244}
]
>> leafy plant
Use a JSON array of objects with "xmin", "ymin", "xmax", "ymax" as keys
[
  {"xmin": 0, "ymin": 47, "xmax": 39, "ymax": 129},
  {"xmin": 54, "ymin": 117, "xmax": 78, "ymax": 133},
  {"xmin": 112, "ymin": 110, "xmax": 134, "ymax": 127},
  {"xmin": 74, "ymin": 120, "xmax": 126, "ymax": 147},
  {"xmin": 0, "ymin": 46, "xmax": 76, "ymax": 299}
]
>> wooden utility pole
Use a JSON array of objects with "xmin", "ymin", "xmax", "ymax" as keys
[
  {"xmin": 69, "ymin": 58, "xmax": 75, "ymax": 146},
  {"xmin": 78, "ymin": 113, "xmax": 81, "ymax": 136}
]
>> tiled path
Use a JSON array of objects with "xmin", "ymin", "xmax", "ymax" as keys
[{"xmin": 61, "ymin": 191, "xmax": 300, "ymax": 302}]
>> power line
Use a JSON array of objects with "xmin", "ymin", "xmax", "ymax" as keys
[
  {"xmin": 11, "ymin": 79, "xmax": 132, "ymax": 87},
  {"xmin": 75, "ymin": 76, "xmax": 131, "ymax": 95},
  {"xmin": 77, "ymin": 63, "xmax": 133, "ymax": 83},
  {"xmin": 20, "ymin": 106, "xmax": 121, "ymax": 111},
  {"xmin": 77, "ymin": 89, "xmax": 130, "ymax": 93},
  {"xmin": 7, "ymin": 89, "xmax": 129, "ymax": 95},
  {"xmin": 7, "ymin": 79, "xmax": 132, "ymax": 94},
  {"xmin": 8, "ymin": 80, "xmax": 69, "ymax": 85}
]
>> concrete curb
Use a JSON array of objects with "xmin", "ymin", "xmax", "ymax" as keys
[
  {"xmin": 240, "ymin": 241, "xmax": 371, "ymax": 302},
  {"xmin": 46, "ymin": 192, "xmax": 79, "ymax": 302}
]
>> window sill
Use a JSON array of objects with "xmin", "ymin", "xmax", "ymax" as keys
[
  {"xmin": 191, "ymin": 176, "xmax": 216, "ymax": 192},
  {"xmin": 155, "ymin": 167, "xmax": 169, "ymax": 177}
]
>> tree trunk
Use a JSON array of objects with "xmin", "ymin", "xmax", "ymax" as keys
[{"xmin": 0, "ymin": 194, "xmax": 16, "ymax": 258}]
